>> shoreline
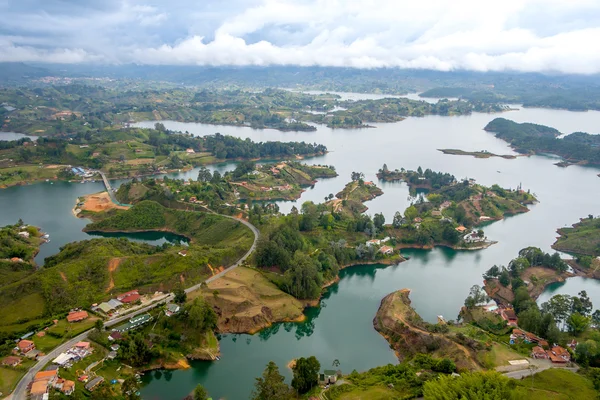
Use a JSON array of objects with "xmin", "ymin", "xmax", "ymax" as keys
[{"xmin": 0, "ymin": 152, "xmax": 328, "ymax": 190}]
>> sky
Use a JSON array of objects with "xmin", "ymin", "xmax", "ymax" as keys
[{"xmin": 1, "ymin": 0, "xmax": 600, "ymax": 73}]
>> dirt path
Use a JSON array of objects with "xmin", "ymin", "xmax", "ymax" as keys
[
  {"xmin": 59, "ymin": 272, "xmax": 67, "ymax": 282},
  {"xmin": 106, "ymin": 258, "xmax": 123, "ymax": 293}
]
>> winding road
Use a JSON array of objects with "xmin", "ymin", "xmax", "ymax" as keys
[{"xmin": 9, "ymin": 211, "xmax": 259, "ymax": 400}]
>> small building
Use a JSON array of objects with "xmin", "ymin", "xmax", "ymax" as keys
[
  {"xmin": 568, "ymin": 339, "xmax": 578, "ymax": 350},
  {"xmin": 67, "ymin": 310, "xmax": 89, "ymax": 323},
  {"xmin": 549, "ymin": 346, "xmax": 570, "ymax": 363},
  {"xmin": 1, "ymin": 355, "xmax": 22, "ymax": 367},
  {"xmin": 17, "ymin": 339, "xmax": 35, "ymax": 354},
  {"xmin": 56, "ymin": 378, "xmax": 75, "ymax": 395},
  {"xmin": 531, "ymin": 346, "xmax": 548, "ymax": 359},
  {"xmin": 108, "ymin": 331, "xmax": 123, "ymax": 341},
  {"xmin": 118, "ymin": 290, "xmax": 141, "ymax": 304},
  {"xmin": 501, "ymin": 309, "xmax": 518, "ymax": 326},
  {"xmin": 178, "ymin": 250, "xmax": 188, "ymax": 257},
  {"xmin": 95, "ymin": 302, "xmax": 115, "ymax": 314},
  {"xmin": 440, "ymin": 201, "xmax": 452, "ymax": 209},
  {"xmin": 85, "ymin": 376, "xmax": 105, "ymax": 391},
  {"xmin": 320, "ymin": 370, "xmax": 338, "ymax": 384},
  {"xmin": 186, "ymin": 148, "xmax": 195, "ymax": 154},
  {"xmin": 110, "ymin": 344, "xmax": 120, "ymax": 351},
  {"xmin": 107, "ymin": 299, "xmax": 123, "ymax": 309},
  {"xmin": 165, "ymin": 303, "xmax": 181, "ymax": 317},
  {"xmin": 75, "ymin": 341, "xmax": 91, "ymax": 350},
  {"xmin": 455, "ymin": 225, "xmax": 467, "ymax": 233},
  {"xmin": 34, "ymin": 370, "xmax": 58, "ymax": 384},
  {"xmin": 413, "ymin": 217, "xmax": 423, "ymax": 223},
  {"xmin": 366, "ymin": 239, "xmax": 381, "ymax": 246},
  {"xmin": 30, "ymin": 380, "xmax": 48, "ymax": 397},
  {"xmin": 379, "ymin": 245, "xmax": 394, "ymax": 255},
  {"xmin": 431, "ymin": 210, "xmax": 442, "ymax": 217},
  {"xmin": 107, "ymin": 351, "xmax": 117, "ymax": 360},
  {"xmin": 18, "ymin": 231, "xmax": 30, "ymax": 238}
]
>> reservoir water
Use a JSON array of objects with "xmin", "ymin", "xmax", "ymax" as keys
[{"xmin": 2, "ymin": 97, "xmax": 600, "ymax": 398}]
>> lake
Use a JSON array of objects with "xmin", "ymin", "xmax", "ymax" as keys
[
  {"xmin": 3, "ymin": 95, "xmax": 600, "ymax": 399},
  {"xmin": 0, "ymin": 131, "xmax": 38, "ymax": 141}
]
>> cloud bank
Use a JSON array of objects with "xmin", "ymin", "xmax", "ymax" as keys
[{"xmin": 2, "ymin": 0, "xmax": 600, "ymax": 73}]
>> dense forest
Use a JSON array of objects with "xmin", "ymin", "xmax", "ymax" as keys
[{"xmin": 484, "ymin": 118, "xmax": 600, "ymax": 165}]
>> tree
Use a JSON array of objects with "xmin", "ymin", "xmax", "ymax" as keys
[
  {"xmin": 464, "ymin": 285, "xmax": 489, "ymax": 309},
  {"xmin": 173, "ymin": 287, "xmax": 187, "ymax": 304},
  {"xmin": 185, "ymin": 298, "xmax": 217, "ymax": 332},
  {"xmin": 291, "ymin": 356, "xmax": 320, "ymax": 394},
  {"xmin": 392, "ymin": 211, "xmax": 404, "ymax": 228},
  {"xmin": 592, "ymin": 310, "xmax": 600, "ymax": 327},
  {"xmin": 194, "ymin": 384, "xmax": 209, "ymax": 400},
  {"xmin": 251, "ymin": 361, "xmax": 291, "ymax": 400},
  {"xmin": 373, "ymin": 213, "xmax": 385, "ymax": 231},
  {"xmin": 542, "ymin": 295, "xmax": 573, "ymax": 328},
  {"xmin": 210, "ymin": 170, "xmax": 222, "ymax": 184},
  {"xmin": 197, "ymin": 167, "xmax": 212, "ymax": 183},
  {"xmin": 572, "ymin": 291, "xmax": 593, "ymax": 316},
  {"xmin": 567, "ymin": 312, "xmax": 591, "ymax": 336},
  {"xmin": 404, "ymin": 205, "xmax": 418, "ymax": 222},
  {"xmin": 499, "ymin": 269, "xmax": 510, "ymax": 287},
  {"xmin": 423, "ymin": 371, "xmax": 524, "ymax": 400},
  {"xmin": 94, "ymin": 319, "xmax": 104, "ymax": 332}
]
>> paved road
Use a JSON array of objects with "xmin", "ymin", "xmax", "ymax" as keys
[
  {"xmin": 9, "ymin": 212, "xmax": 259, "ymax": 400},
  {"xmin": 8, "ymin": 298, "xmax": 173, "ymax": 400},
  {"xmin": 504, "ymin": 366, "xmax": 579, "ymax": 380}
]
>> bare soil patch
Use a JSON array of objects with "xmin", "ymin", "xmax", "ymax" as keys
[{"xmin": 80, "ymin": 191, "xmax": 129, "ymax": 213}]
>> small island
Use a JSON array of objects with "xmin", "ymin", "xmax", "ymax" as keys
[
  {"xmin": 438, "ymin": 149, "xmax": 519, "ymax": 159},
  {"xmin": 375, "ymin": 165, "xmax": 536, "ymax": 249}
]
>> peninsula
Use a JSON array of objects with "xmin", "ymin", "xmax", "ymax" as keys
[
  {"xmin": 484, "ymin": 118, "xmax": 600, "ymax": 166},
  {"xmin": 438, "ymin": 149, "xmax": 519, "ymax": 159}
]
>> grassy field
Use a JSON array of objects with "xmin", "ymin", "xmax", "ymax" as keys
[
  {"xmin": 517, "ymin": 369, "xmax": 597, "ymax": 399},
  {"xmin": 189, "ymin": 267, "xmax": 305, "ymax": 333},
  {"xmin": 0, "ymin": 361, "xmax": 35, "ymax": 397},
  {"xmin": 0, "ymin": 164, "xmax": 63, "ymax": 187},
  {"xmin": 553, "ymin": 217, "xmax": 600, "ymax": 256},
  {"xmin": 335, "ymin": 386, "xmax": 399, "ymax": 400}
]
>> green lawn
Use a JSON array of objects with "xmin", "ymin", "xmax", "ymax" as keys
[
  {"xmin": 0, "ymin": 292, "xmax": 46, "ymax": 328},
  {"xmin": 0, "ymin": 360, "xmax": 35, "ymax": 396},
  {"xmin": 336, "ymin": 386, "xmax": 401, "ymax": 400},
  {"xmin": 517, "ymin": 369, "xmax": 597, "ymax": 400}
]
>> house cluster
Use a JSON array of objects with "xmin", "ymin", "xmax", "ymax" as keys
[
  {"xmin": 93, "ymin": 290, "xmax": 141, "ymax": 315},
  {"xmin": 463, "ymin": 230, "xmax": 484, "ymax": 243},
  {"xmin": 30, "ymin": 369, "xmax": 75, "ymax": 399},
  {"xmin": 70, "ymin": 167, "xmax": 94, "ymax": 178},
  {"xmin": 51, "ymin": 341, "xmax": 93, "ymax": 368},
  {"xmin": 365, "ymin": 237, "xmax": 394, "ymax": 255},
  {"xmin": 531, "ymin": 345, "xmax": 571, "ymax": 364}
]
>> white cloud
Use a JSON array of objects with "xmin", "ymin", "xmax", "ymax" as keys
[{"xmin": 1, "ymin": 0, "xmax": 600, "ymax": 73}]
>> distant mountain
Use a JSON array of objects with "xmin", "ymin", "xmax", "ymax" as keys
[{"xmin": 0, "ymin": 62, "xmax": 51, "ymax": 84}]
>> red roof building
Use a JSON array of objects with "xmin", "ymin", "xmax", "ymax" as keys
[
  {"xmin": 1, "ymin": 356, "xmax": 22, "ymax": 367},
  {"xmin": 117, "ymin": 290, "xmax": 140, "ymax": 303},
  {"xmin": 531, "ymin": 346, "xmax": 548, "ymax": 359},
  {"xmin": 17, "ymin": 339, "xmax": 35, "ymax": 354},
  {"xmin": 67, "ymin": 310, "xmax": 89, "ymax": 322}
]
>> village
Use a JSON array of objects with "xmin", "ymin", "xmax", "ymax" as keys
[{"xmin": 1, "ymin": 286, "xmax": 173, "ymax": 399}]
